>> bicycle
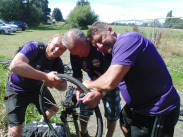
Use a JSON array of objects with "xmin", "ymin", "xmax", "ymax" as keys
[
  {"xmin": 63, "ymin": 63, "xmax": 73, "ymax": 76},
  {"xmin": 0, "ymin": 59, "xmax": 11, "ymax": 67},
  {"xmin": 39, "ymin": 73, "xmax": 103, "ymax": 137}
]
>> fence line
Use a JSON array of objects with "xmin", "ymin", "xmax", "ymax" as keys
[{"xmin": 114, "ymin": 17, "xmax": 183, "ymax": 44}]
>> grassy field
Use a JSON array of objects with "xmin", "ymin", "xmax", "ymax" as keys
[{"xmin": 0, "ymin": 22, "xmax": 183, "ymax": 136}]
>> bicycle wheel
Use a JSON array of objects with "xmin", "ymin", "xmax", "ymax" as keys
[{"xmin": 40, "ymin": 73, "xmax": 103, "ymax": 137}]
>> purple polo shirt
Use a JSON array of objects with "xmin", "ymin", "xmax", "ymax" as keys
[
  {"xmin": 8, "ymin": 42, "xmax": 64, "ymax": 92},
  {"xmin": 111, "ymin": 32, "xmax": 180, "ymax": 116}
]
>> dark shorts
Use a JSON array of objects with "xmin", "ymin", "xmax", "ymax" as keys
[
  {"xmin": 4, "ymin": 85, "xmax": 55, "ymax": 127},
  {"xmin": 120, "ymin": 104, "xmax": 180, "ymax": 137}
]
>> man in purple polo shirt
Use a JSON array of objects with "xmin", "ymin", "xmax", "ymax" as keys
[
  {"xmin": 77, "ymin": 22, "xmax": 180, "ymax": 137},
  {"xmin": 4, "ymin": 34, "xmax": 67, "ymax": 137}
]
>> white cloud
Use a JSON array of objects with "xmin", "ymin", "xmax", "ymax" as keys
[
  {"xmin": 90, "ymin": 4, "xmax": 123, "ymax": 23},
  {"xmin": 49, "ymin": 2, "xmax": 76, "ymax": 19}
]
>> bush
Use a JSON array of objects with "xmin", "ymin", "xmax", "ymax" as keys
[{"xmin": 66, "ymin": 5, "xmax": 98, "ymax": 29}]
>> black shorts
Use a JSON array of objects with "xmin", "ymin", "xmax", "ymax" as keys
[
  {"xmin": 4, "ymin": 84, "xmax": 56, "ymax": 127},
  {"xmin": 120, "ymin": 104, "xmax": 180, "ymax": 137}
]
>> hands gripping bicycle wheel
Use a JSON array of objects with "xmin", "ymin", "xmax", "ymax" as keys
[{"xmin": 40, "ymin": 73, "xmax": 103, "ymax": 137}]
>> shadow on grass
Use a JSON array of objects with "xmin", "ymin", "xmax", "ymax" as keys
[
  {"xmin": 4, "ymin": 30, "xmax": 33, "ymax": 36},
  {"xmin": 23, "ymin": 30, "xmax": 33, "ymax": 32},
  {"xmin": 29, "ymin": 23, "xmax": 65, "ymax": 31}
]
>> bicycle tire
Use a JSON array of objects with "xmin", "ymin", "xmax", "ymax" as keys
[{"xmin": 40, "ymin": 73, "xmax": 103, "ymax": 137}]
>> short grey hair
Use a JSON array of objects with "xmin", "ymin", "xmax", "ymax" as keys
[{"xmin": 62, "ymin": 29, "xmax": 86, "ymax": 49}]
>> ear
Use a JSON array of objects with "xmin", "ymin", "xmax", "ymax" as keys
[
  {"xmin": 85, "ymin": 37, "xmax": 90, "ymax": 43},
  {"xmin": 108, "ymin": 27, "xmax": 115, "ymax": 35},
  {"xmin": 48, "ymin": 39, "xmax": 52, "ymax": 45},
  {"xmin": 107, "ymin": 27, "xmax": 112, "ymax": 31}
]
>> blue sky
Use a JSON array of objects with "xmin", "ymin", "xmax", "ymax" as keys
[{"xmin": 48, "ymin": 0, "xmax": 183, "ymax": 23}]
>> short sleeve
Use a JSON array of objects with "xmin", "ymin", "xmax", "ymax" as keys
[
  {"xmin": 19, "ymin": 42, "xmax": 39, "ymax": 62},
  {"xmin": 111, "ymin": 33, "xmax": 142, "ymax": 67}
]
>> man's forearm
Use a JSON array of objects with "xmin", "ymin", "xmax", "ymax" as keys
[
  {"xmin": 85, "ymin": 65, "xmax": 130, "ymax": 92},
  {"xmin": 87, "ymin": 76, "xmax": 112, "ymax": 92},
  {"xmin": 82, "ymin": 73, "xmax": 113, "ymax": 92},
  {"xmin": 10, "ymin": 61, "xmax": 47, "ymax": 81}
]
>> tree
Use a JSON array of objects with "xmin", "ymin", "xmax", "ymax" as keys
[
  {"xmin": 166, "ymin": 10, "xmax": 173, "ymax": 18},
  {"xmin": 29, "ymin": 0, "xmax": 51, "ymax": 24},
  {"xmin": 66, "ymin": 1, "xmax": 98, "ymax": 29},
  {"xmin": 163, "ymin": 10, "xmax": 183, "ymax": 28},
  {"xmin": 155, "ymin": 19, "xmax": 162, "ymax": 28},
  {"xmin": 39, "ymin": 0, "xmax": 51, "ymax": 23},
  {"xmin": 0, "ymin": 0, "xmax": 50, "ymax": 26},
  {"xmin": 52, "ymin": 8, "xmax": 63, "ymax": 22},
  {"xmin": 0, "ymin": 0, "xmax": 21, "ymax": 21},
  {"xmin": 77, "ymin": 0, "xmax": 90, "ymax": 6}
]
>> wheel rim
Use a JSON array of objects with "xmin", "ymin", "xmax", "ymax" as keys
[{"xmin": 39, "ymin": 74, "xmax": 103, "ymax": 137}]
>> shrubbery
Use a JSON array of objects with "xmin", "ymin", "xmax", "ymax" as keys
[{"xmin": 65, "ymin": 4, "xmax": 98, "ymax": 29}]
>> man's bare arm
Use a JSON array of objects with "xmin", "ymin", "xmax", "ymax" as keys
[
  {"xmin": 85, "ymin": 64, "xmax": 131, "ymax": 92},
  {"xmin": 10, "ymin": 53, "xmax": 47, "ymax": 80},
  {"xmin": 10, "ymin": 53, "xmax": 62, "ymax": 88}
]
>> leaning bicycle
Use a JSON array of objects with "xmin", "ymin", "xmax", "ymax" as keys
[{"xmin": 39, "ymin": 73, "xmax": 103, "ymax": 137}]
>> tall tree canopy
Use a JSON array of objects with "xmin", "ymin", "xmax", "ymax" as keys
[
  {"xmin": 0, "ymin": 0, "xmax": 51, "ymax": 26},
  {"xmin": 166, "ymin": 10, "xmax": 173, "ymax": 18},
  {"xmin": 77, "ymin": 0, "xmax": 90, "ymax": 6},
  {"xmin": 52, "ymin": 8, "xmax": 63, "ymax": 22}
]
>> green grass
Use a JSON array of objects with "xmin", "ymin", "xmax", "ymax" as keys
[
  {"xmin": 0, "ymin": 64, "xmax": 8, "ymax": 134},
  {"xmin": 0, "ymin": 22, "xmax": 68, "ymax": 59},
  {"xmin": 24, "ymin": 104, "xmax": 42, "ymax": 125},
  {"xmin": 169, "ymin": 69, "xmax": 183, "ymax": 91}
]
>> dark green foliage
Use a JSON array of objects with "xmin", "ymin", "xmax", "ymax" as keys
[
  {"xmin": 0, "ymin": 0, "xmax": 20, "ymax": 21},
  {"xmin": 0, "ymin": 0, "xmax": 51, "ymax": 26},
  {"xmin": 77, "ymin": 0, "xmax": 90, "ymax": 6},
  {"xmin": 163, "ymin": 10, "xmax": 183, "ymax": 29},
  {"xmin": 66, "ymin": 4, "xmax": 98, "ymax": 29},
  {"xmin": 52, "ymin": 8, "xmax": 63, "ymax": 22},
  {"xmin": 166, "ymin": 10, "xmax": 173, "ymax": 18}
]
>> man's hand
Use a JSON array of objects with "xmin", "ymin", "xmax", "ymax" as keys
[
  {"xmin": 77, "ymin": 91, "xmax": 103, "ymax": 108},
  {"xmin": 82, "ymin": 80, "xmax": 91, "ymax": 88},
  {"xmin": 44, "ymin": 71, "xmax": 62, "ymax": 88}
]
